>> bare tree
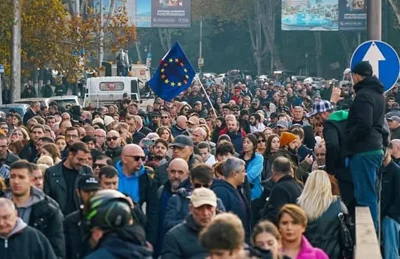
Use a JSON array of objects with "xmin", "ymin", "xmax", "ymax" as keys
[
  {"xmin": 314, "ymin": 32, "xmax": 322, "ymax": 77},
  {"xmin": 388, "ymin": 0, "xmax": 400, "ymax": 26},
  {"xmin": 158, "ymin": 28, "xmax": 172, "ymax": 52}
]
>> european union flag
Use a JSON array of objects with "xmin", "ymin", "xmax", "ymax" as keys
[{"xmin": 148, "ymin": 42, "xmax": 195, "ymax": 101}]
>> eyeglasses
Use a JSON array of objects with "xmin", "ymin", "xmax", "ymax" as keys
[
  {"xmin": 161, "ymin": 116, "xmax": 169, "ymax": 119},
  {"xmin": 93, "ymin": 163, "xmax": 106, "ymax": 169},
  {"xmin": 258, "ymin": 140, "xmax": 266, "ymax": 143},
  {"xmin": 194, "ymin": 183, "xmax": 210, "ymax": 189},
  {"xmin": 107, "ymin": 136, "xmax": 119, "ymax": 141},
  {"xmin": 125, "ymin": 155, "xmax": 146, "ymax": 161}
]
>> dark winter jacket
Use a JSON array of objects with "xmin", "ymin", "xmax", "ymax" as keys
[
  {"xmin": 63, "ymin": 209, "xmax": 92, "ymax": 259},
  {"xmin": 262, "ymin": 175, "xmax": 303, "ymax": 225},
  {"xmin": 4, "ymin": 187, "xmax": 65, "ymax": 258},
  {"xmin": 305, "ymin": 199, "xmax": 347, "ymax": 259},
  {"xmin": 19, "ymin": 140, "xmax": 39, "ymax": 163},
  {"xmin": 164, "ymin": 180, "xmax": 225, "ymax": 232},
  {"xmin": 219, "ymin": 128, "xmax": 246, "ymax": 154},
  {"xmin": 170, "ymin": 124, "xmax": 186, "ymax": 137},
  {"xmin": 43, "ymin": 160, "xmax": 93, "ymax": 215},
  {"xmin": 346, "ymin": 77, "xmax": 385, "ymax": 155},
  {"xmin": 0, "ymin": 218, "xmax": 56, "ymax": 259},
  {"xmin": 85, "ymin": 225, "xmax": 152, "ymax": 259},
  {"xmin": 161, "ymin": 214, "xmax": 208, "ymax": 259},
  {"xmin": 5, "ymin": 151, "xmax": 19, "ymax": 167},
  {"xmin": 381, "ymin": 159, "xmax": 400, "ymax": 224},
  {"xmin": 105, "ymin": 146, "xmax": 122, "ymax": 165},
  {"xmin": 132, "ymin": 131, "xmax": 146, "ymax": 145},
  {"xmin": 23, "ymin": 108, "xmax": 36, "ymax": 125},
  {"xmin": 212, "ymin": 179, "xmax": 252, "ymax": 240},
  {"xmin": 271, "ymin": 148, "xmax": 311, "ymax": 183},
  {"xmin": 391, "ymin": 126, "xmax": 400, "ymax": 140}
]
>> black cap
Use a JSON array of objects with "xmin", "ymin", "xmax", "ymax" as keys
[
  {"xmin": 170, "ymin": 135, "xmax": 194, "ymax": 148},
  {"xmin": 149, "ymin": 111, "xmax": 161, "ymax": 117},
  {"xmin": 352, "ymin": 61, "xmax": 373, "ymax": 77},
  {"xmin": 78, "ymin": 175, "xmax": 101, "ymax": 191}
]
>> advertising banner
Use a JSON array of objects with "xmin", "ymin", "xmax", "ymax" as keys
[
  {"xmin": 338, "ymin": 0, "xmax": 367, "ymax": 30},
  {"xmin": 135, "ymin": 0, "xmax": 152, "ymax": 27},
  {"xmin": 282, "ymin": 0, "xmax": 339, "ymax": 31},
  {"xmin": 151, "ymin": 0, "xmax": 191, "ymax": 28}
]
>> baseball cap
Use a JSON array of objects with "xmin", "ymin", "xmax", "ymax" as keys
[
  {"xmin": 306, "ymin": 100, "xmax": 334, "ymax": 118},
  {"xmin": 78, "ymin": 175, "xmax": 101, "ymax": 191},
  {"xmin": 189, "ymin": 188, "xmax": 217, "ymax": 208},
  {"xmin": 276, "ymin": 120, "xmax": 289, "ymax": 129},
  {"xmin": 388, "ymin": 116, "xmax": 400, "ymax": 123},
  {"xmin": 352, "ymin": 61, "xmax": 373, "ymax": 77},
  {"xmin": 170, "ymin": 135, "xmax": 194, "ymax": 148},
  {"xmin": 188, "ymin": 116, "xmax": 199, "ymax": 126}
]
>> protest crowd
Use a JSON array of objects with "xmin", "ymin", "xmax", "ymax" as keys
[{"xmin": 0, "ymin": 60, "xmax": 399, "ymax": 259}]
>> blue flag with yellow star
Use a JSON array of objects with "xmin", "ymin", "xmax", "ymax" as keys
[{"xmin": 148, "ymin": 42, "xmax": 195, "ymax": 101}]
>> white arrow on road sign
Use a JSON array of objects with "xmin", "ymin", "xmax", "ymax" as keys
[{"xmin": 362, "ymin": 42, "xmax": 386, "ymax": 78}]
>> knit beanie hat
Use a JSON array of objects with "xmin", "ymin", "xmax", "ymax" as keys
[{"xmin": 280, "ymin": 132, "xmax": 297, "ymax": 148}]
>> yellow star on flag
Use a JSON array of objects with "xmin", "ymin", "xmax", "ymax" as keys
[
  {"xmin": 161, "ymin": 68, "xmax": 165, "ymax": 73},
  {"xmin": 185, "ymin": 75, "xmax": 189, "ymax": 79},
  {"xmin": 177, "ymin": 82, "xmax": 182, "ymax": 87},
  {"xmin": 175, "ymin": 58, "xmax": 179, "ymax": 63},
  {"xmin": 184, "ymin": 68, "xmax": 188, "ymax": 73},
  {"xmin": 169, "ymin": 58, "xmax": 173, "ymax": 63},
  {"xmin": 165, "ymin": 79, "xmax": 169, "ymax": 84},
  {"xmin": 170, "ymin": 82, "xmax": 176, "ymax": 86}
]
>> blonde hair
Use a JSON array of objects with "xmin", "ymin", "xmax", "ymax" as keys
[
  {"xmin": 297, "ymin": 170, "xmax": 337, "ymax": 221},
  {"xmin": 36, "ymin": 155, "xmax": 54, "ymax": 167},
  {"xmin": 35, "ymin": 164, "xmax": 49, "ymax": 174}
]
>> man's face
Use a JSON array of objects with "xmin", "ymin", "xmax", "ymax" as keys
[
  {"xmin": 32, "ymin": 128, "xmax": 44, "ymax": 144},
  {"xmin": 0, "ymin": 124, "xmax": 8, "ymax": 134},
  {"xmin": 226, "ymin": 120, "xmax": 237, "ymax": 133},
  {"xmin": 222, "ymin": 108, "xmax": 230, "ymax": 116},
  {"xmin": 172, "ymin": 146, "xmax": 192, "ymax": 161},
  {"xmin": 122, "ymin": 148, "xmax": 145, "ymax": 172},
  {"xmin": 10, "ymin": 168, "xmax": 32, "ymax": 197},
  {"xmin": 389, "ymin": 120, "xmax": 400, "ymax": 130},
  {"xmin": 249, "ymin": 116, "xmax": 256, "ymax": 126},
  {"xmin": 152, "ymin": 143, "xmax": 167, "ymax": 159},
  {"xmin": 47, "ymin": 118, "xmax": 56, "ymax": 130},
  {"xmin": 100, "ymin": 175, "xmax": 119, "ymax": 190},
  {"xmin": 128, "ymin": 105, "xmax": 138, "ymax": 115},
  {"xmin": 87, "ymin": 141, "xmax": 96, "ymax": 150},
  {"xmin": 192, "ymin": 130, "xmax": 205, "ymax": 144},
  {"xmin": 199, "ymin": 148, "xmax": 210, "ymax": 163},
  {"xmin": 93, "ymin": 158, "xmax": 109, "ymax": 176},
  {"xmin": 314, "ymin": 147, "xmax": 326, "ymax": 166},
  {"xmin": 65, "ymin": 129, "xmax": 79, "ymax": 146},
  {"xmin": 31, "ymin": 169, "xmax": 44, "ymax": 190},
  {"xmin": 94, "ymin": 130, "xmax": 106, "ymax": 146},
  {"xmin": 106, "ymin": 132, "xmax": 121, "ymax": 149},
  {"xmin": 293, "ymin": 108, "xmax": 303, "ymax": 120},
  {"xmin": 68, "ymin": 150, "xmax": 88, "ymax": 170},
  {"xmin": 0, "ymin": 139, "xmax": 8, "ymax": 158},
  {"xmin": 78, "ymin": 190, "xmax": 96, "ymax": 206},
  {"xmin": 392, "ymin": 144, "xmax": 400, "ymax": 159},
  {"xmin": 151, "ymin": 115, "xmax": 160, "ymax": 124},
  {"xmin": 0, "ymin": 204, "xmax": 17, "ymax": 237},
  {"xmin": 168, "ymin": 162, "xmax": 188, "ymax": 190},
  {"xmin": 190, "ymin": 204, "xmax": 216, "ymax": 228}
]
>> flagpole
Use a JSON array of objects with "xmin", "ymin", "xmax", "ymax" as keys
[{"xmin": 195, "ymin": 76, "xmax": 217, "ymax": 117}]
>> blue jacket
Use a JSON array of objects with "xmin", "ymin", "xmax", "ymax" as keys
[
  {"xmin": 243, "ymin": 153, "xmax": 264, "ymax": 200},
  {"xmin": 170, "ymin": 124, "xmax": 186, "ymax": 138},
  {"xmin": 164, "ymin": 184, "xmax": 226, "ymax": 233},
  {"xmin": 226, "ymin": 131, "xmax": 244, "ymax": 154},
  {"xmin": 116, "ymin": 162, "xmax": 146, "ymax": 203},
  {"xmin": 212, "ymin": 179, "xmax": 252, "ymax": 240}
]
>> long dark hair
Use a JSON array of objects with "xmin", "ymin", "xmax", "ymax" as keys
[
  {"xmin": 243, "ymin": 133, "xmax": 258, "ymax": 155},
  {"xmin": 264, "ymin": 134, "xmax": 280, "ymax": 158}
]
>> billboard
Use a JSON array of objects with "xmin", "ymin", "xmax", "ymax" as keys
[
  {"xmin": 281, "ymin": 0, "xmax": 366, "ymax": 31},
  {"xmin": 339, "ymin": 0, "xmax": 367, "ymax": 30},
  {"xmin": 151, "ymin": 0, "xmax": 191, "ymax": 28},
  {"xmin": 93, "ymin": 0, "xmax": 191, "ymax": 28}
]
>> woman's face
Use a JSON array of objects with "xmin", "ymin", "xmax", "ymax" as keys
[
  {"xmin": 11, "ymin": 130, "xmax": 23, "ymax": 142},
  {"xmin": 279, "ymin": 213, "xmax": 305, "ymax": 243},
  {"xmin": 40, "ymin": 149, "xmax": 50, "ymax": 157},
  {"xmin": 182, "ymin": 106, "xmax": 189, "ymax": 115},
  {"xmin": 160, "ymin": 130, "xmax": 170, "ymax": 141},
  {"xmin": 264, "ymin": 129, "xmax": 273, "ymax": 139},
  {"xmin": 279, "ymin": 98, "xmax": 285, "ymax": 105},
  {"xmin": 257, "ymin": 137, "xmax": 266, "ymax": 150},
  {"xmin": 271, "ymin": 137, "xmax": 280, "ymax": 151},
  {"xmin": 254, "ymin": 232, "xmax": 280, "ymax": 255},
  {"xmin": 109, "ymin": 106, "xmax": 115, "ymax": 114},
  {"xmin": 216, "ymin": 120, "xmax": 222, "ymax": 128},
  {"xmin": 243, "ymin": 138, "xmax": 254, "ymax": 153},
  {"xmin": 12, "ymin": 117, "xmax": 19, "ymax": 126},
  {"xmin": 56, "ymin": 139, "xmax": 67, "ymax": 152}
]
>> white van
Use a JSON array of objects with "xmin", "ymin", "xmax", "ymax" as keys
[
  {"xmin": 129, "ymin": 64, "xmax": 150, "ymax": 89},
  {"xmin": 84, "ymin": 76, "xmax": 141, "ymax": 107}
]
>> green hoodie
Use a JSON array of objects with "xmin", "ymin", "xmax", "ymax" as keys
[{"xmin": 328, "ymin": 110, "xmax": 348, "ymax": 122}]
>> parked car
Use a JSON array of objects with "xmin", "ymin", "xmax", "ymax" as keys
[{"xmin": 0, "ymin": 104, "xmax": 30, "ymax": 117}]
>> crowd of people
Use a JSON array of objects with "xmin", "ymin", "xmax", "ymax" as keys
[{"xmin": 0, "ymin": 61, "xmax": 398, "ymax": 259}]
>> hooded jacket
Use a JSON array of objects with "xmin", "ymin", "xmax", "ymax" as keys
[
  {"xmin": 85, "ymin": 225, "xmax": 152, "ymax": 259},
  {"xmin": 346, "ymin": 77, "xmax": 385, "ymax": 155},
  {"xmin": 115, "ymin": 162, "xmax": 158, "ymax": 246},
  {"xmin": 105, "ymin": 146, "xmax": 122, "ymax": 166},
  {"xmin": 4, "ymin": 187, "xmax": 65, "ymax": 258},
  {"xmin": 0, "ymin": 218, "xmax": 56, "ymax": 259}
]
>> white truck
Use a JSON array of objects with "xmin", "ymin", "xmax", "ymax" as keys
[{"xmin": 84, "ymin": 76, "xmax": 141, "ymax": 108}]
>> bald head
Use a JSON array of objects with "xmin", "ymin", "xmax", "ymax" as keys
[
  {"xmin": 122, "ymin": 144, "xmax": 144, "ymax": 156},
  {"xmin": 0, "ymin": 198, "xmax": 17, "ymax": 237},
  {"xmin": 390, "ymin": 139, "xmax": 400, "ymax": 159},
  {"xmin": 121, "ymin": 144, "xmax": 145, "ymax": 173},
  {"xmin": 0, "ymin": 198, "xmax": 15, "ymax": 211},
  {"xmin": 192, "ymin": 127, "xmax": 207, "ymax": 143}
]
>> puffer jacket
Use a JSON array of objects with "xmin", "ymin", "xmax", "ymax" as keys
[{"xmin": 162, "ymin": 214, "xmax": 208, "ymax": 259}]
